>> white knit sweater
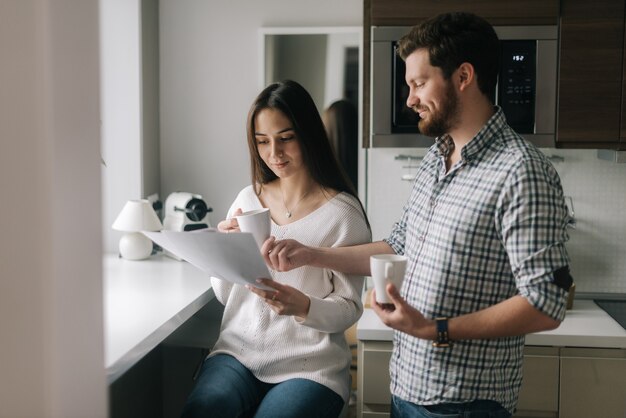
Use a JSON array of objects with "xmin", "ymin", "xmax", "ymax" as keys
[{"xmin": 209, "ymin": 185, "xmax": 371, "ymax": 401}]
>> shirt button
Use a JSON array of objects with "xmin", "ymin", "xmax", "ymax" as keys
[
  {"xmin": 430, "ymin": 199, "xmax": 436, "ymax": 207},
  {"xmin": 418, "ymin": 235, "xmax": 425, "ymax": 241}
]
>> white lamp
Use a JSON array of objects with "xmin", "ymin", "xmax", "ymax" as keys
[{"xmin": 112, "ymin": 199, "xmax": 163, "ymax": 260}]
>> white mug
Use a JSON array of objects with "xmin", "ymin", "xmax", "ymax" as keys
[
  {"xmin": 370, "ymin": 254, "xmax": 407, "ymax": 304},
  {"xmin": 235, "ymin": 208, "xmax": 271, "ymax": 249}
]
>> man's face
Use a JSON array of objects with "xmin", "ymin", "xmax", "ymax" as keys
[{"xmin": 404, "ymin": 49, "xmax": 460, "ymax": 137}]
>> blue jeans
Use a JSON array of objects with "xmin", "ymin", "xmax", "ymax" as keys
[
  {"xmin": 391, "ymin": 395, "xmax": 512, "ymax": 418},
  {"xmin": 181, "ymin": 354, "xmax": 344, "ymax": 418}
]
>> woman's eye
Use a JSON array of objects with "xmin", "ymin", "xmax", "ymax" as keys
[
  {"xmin": 256, "ymin": 139, "xmax": 268, "ymax": 145},
  {"xmin": 280, "ymin": 136, "xmax": 294, "ymax": 142}
]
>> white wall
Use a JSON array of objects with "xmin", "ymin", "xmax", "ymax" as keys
[
  {"xmin": 100, "ymin": 0, "xmax": 143, "ymax": 253},
  {"xmin": 159, "ymin": 0, "xmax": 363, "ymax": 224},
  {"xmin": 0, "ymin": 1, "xmax": 107, "ymax": 416}
]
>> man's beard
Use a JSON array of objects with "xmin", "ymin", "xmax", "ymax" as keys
[{"xmin": 417, "ymin": 82, "xmax": 459, "ymax": 138}]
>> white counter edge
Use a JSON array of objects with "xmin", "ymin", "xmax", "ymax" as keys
[{"xmin": 106, "ymin": 287, "xmax": 215, "ymax": 384}]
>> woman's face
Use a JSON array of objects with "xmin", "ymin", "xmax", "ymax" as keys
[{"xmin": 254, "ymin": 108, "xmax": 306, "ymax": 179}]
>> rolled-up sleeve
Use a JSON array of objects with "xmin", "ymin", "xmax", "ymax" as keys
[{"xmin": 497, "ymin": 158, "xmax": 571, "ymax": 321}]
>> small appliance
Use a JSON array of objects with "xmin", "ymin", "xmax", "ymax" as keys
[
  {"xmin": 163, "ymin": 192, "xmax": 213, "ymax": 232},
  {"xmin": 162, "ymin": 192, "xmax": 213, "ymax": 260}
]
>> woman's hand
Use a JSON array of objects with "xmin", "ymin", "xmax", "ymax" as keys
[
  {"xmin": 247, "ymin": 279, "xmax": 311, "ymax": 318},
  {"xmin": 217, "ymin": 208, "xmax": 243, "ymax": 233}
]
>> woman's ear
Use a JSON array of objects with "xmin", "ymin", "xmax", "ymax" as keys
[{"xmin": 456, "ymin": 62, "xmax": 475, "ymax": 92}]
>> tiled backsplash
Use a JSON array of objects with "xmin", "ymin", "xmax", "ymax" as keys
[{"xmin": 366, "ymin": 148, "xmax": 626, "ymax": 295}]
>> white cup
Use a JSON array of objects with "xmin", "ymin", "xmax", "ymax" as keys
[
  {"xmin": 235, "ymin": 208, "xmax": 271, "ymax": 248},
  {"xmin": 370, "ymin": 254, "xmax": 407, "ymax": 304}
]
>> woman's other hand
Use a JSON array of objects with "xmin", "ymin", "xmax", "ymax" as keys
[
  {"xmin": 247, "ymin": 279, "xmax": 311, "ymax": 318},
  {"xmin": 217, "ymin": 208, "xmax": 243, "ymax": 233}
]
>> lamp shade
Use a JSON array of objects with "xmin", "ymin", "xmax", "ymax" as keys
[{"xmin": 112, "ymin": 199, "xmax": 163, "ymax": 232}]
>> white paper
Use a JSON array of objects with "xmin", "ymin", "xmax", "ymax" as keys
[{"xmin": 142, "ymin": 229, "xmax": 273, "ymax": 290}]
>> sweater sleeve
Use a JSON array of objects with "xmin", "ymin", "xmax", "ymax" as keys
[{"xmin": 296, "ymin": 197, "xmax": 372, "ymax": 333}]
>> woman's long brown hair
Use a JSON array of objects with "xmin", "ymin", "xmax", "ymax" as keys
[{"xmin": 246, "ymin": 80, "xmax": 369, "ymax": 228}]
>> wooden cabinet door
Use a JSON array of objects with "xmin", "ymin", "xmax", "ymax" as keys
[
  {"xmin": 370, "ymin": 0, "xmax": 559, "ymax": 26},
  {"xmin": 557, "ymin": 0, "xmax": 625, "ymax": 147}
]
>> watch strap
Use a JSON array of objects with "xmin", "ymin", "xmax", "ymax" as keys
[{"xmin": 433, "ymin": 317, "xmax": 452, "ymax": 348}]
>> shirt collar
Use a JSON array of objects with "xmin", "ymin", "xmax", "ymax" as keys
[
  {"xmin": 434, "ymin": 106, "xmax": 506, "ymax": 163},
  {"xmin": 434, "ymin": 134, "xmax": 455, "ymax": 160}
]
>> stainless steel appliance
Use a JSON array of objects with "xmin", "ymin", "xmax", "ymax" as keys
[{"xmin": 371, "ymin": 25, "xmax": 558, "ymax": 147}]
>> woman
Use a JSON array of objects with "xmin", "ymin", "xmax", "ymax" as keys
[
  {"xmin": 322, "ymin": 99, "xmax": 359, "ymax": 191},
  {"xmin": 181, "ymin": 80, "xmax": 371, "ymax": 418}
]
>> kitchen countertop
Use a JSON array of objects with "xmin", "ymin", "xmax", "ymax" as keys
[
  {"xmin": 357, "ymin": 299, "xmax": 626, "ymax": 349},
  {"xmin": 104, "ymin": 253, "xmax": 214, "ymax": 384}
]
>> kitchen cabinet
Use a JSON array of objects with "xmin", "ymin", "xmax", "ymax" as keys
[
  {"xmin": 557, "ymin": 0, "xmax": 626, "ymax": 149},
  {"xmin": 356, "ymin": 342, "xmax": 626, "ymax": 418},
  {"xmin": 356, "ymin": 301, "xmax": 626, "ymax": 418},
  {"xmin": 559, "ymin": 348, "xmax": 626, "ymax": 418},
  {"xmin": 356, "ymin": 342, "xmax": 561, "ymax": 418},
  {"xmin": 369, "ymin": 0, "xmax": 559, "ymax": 26}
]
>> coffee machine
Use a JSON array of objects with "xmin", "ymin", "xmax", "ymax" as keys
[{"xmin": 163, "ymin": 192, "xmax": 213, "ymax": 232}]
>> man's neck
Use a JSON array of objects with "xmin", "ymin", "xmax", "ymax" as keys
[{"xmin": 445, "ymin": 101, "xmax": 496, "ymax": 169}]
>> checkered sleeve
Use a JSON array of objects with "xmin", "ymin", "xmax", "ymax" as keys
[
  {"xmin": 496, "ymin": 157, "xmax": 571, "ymax": 321},
  {"xmin": 384, "ymin": 200, "xmax": 409, "ymax": 256}
]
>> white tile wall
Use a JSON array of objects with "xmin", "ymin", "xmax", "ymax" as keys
[{"xmin": 366, "ymin": 148, "xmax": 626, "ymax": 295}]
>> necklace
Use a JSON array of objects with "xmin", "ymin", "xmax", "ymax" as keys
[{"xmin": 281, "ymin": 188, "xmax": 312, "ymax": 218}]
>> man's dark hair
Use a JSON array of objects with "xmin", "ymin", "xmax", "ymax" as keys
[{"xmin": 396, "ymin": 12, "xmax": 500, "ymax": 101}]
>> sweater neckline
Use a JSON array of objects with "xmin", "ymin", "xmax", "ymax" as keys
[{"xmin": 250, "ymin": 190, "xmax": 347, "ymax": 227}]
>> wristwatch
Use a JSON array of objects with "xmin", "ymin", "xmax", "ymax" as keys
[{"xmin": 433, "ymin": 317, "xmax": 452, "ymax": 348}]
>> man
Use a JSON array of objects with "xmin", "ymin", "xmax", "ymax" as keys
[{"xmin": 259, "ymin": 12, "xmax": 572, "ymax": 417}]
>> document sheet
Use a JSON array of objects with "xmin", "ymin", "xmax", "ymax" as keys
[{"xmin": 143, "ymin": 229, "xmax": 273, "ymax": 289}]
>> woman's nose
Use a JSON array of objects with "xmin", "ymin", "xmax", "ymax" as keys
[{"xmin": 270, "ymin": 141, "xmax": 283, "ymax": 157}]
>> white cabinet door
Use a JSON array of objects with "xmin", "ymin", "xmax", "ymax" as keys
[
  {"xmin": 358, "ymin": 341, "xmax": 392, "ymax": 418},
  {"xmin": 559, "ymin": 348, "xmax": 626, "ymax": 418},
  {"xmin": 515, "ymin": 346, "xmax": 559, "ymax": 418}
]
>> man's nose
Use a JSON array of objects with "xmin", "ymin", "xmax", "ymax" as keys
[{"xmin": 406, "ymin": 88, "xmax": 418, "ymax": 108}]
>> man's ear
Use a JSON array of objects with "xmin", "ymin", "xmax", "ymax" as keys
[{"xmin": 456, "ymin": 62, "xmax": 475, "ymax": 91}]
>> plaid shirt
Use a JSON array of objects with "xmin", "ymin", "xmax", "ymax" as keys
[{"xmin": 384, "ymin": 108, "xmax": 570, "ymax": 413}]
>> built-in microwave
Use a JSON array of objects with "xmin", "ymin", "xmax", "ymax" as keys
[{"xmin": 371, "ymin": 26, "xmax": 558, "ymax": 147}]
